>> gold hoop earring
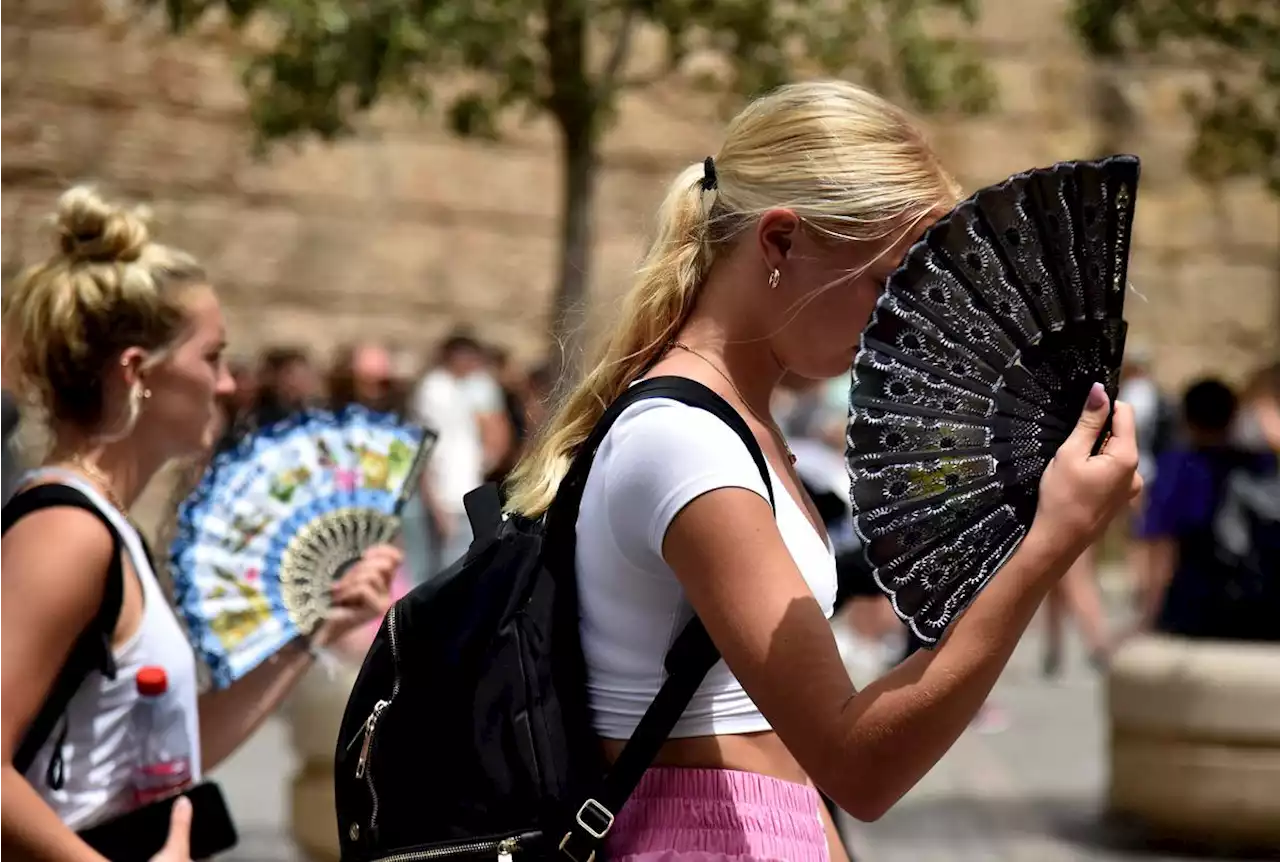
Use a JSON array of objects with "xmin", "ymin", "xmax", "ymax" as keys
[{"xmin": 768, "ymin": 269, "xmax": 781, "ymax": 290}]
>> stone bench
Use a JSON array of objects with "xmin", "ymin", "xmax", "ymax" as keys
[{"xmin": 1107, "ymin": 635, "xmax": 1280, "ymax": 849}]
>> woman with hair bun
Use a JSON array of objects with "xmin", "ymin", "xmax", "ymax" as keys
[
  {"xmin": 503, "ymin": 80, "xmax": 1141, "ymax": 861},
  {"xmin": 0, "ymin": 187, "xmax": 399, "ymax": 861}
]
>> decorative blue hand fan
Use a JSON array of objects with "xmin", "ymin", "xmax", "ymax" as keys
[
  {"xmin": 170, "ymin": 406, "xmax": 435, "ymax": 688},
  {"xmin": 846, "ymin": 155, "xmax": 1139, "ymax": 647}
]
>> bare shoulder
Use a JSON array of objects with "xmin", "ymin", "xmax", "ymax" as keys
[
  {"xmin": 2, "ymin": 504, "xmax": 116, "ymax": 621},
  {"xmin": 2, "ymin": 504, "xmax": 118, "ymax": 756}
]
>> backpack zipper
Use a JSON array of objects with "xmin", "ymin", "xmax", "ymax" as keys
[
  {"xmin": 355, "ymin": 603, "xmax": 402, "ymax": 831},
  {"xmin": 355, "ymin": 699, "xmax": 390, "ymax": 779},
  {"xmin": 374, "ymin": 835, "xmax": 528, "ymax": 862}
]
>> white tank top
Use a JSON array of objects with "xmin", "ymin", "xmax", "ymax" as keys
[{"xmin": 17, "ymin": 469, "xmax": 203, "ymax": 831}]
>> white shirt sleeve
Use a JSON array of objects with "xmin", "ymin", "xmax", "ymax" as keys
[
  {"xmin": 595, "ymin": 399, "xmax": 773, "ymax": 567},
  {"xmin": 411, "ymin": 373, "xmax": 443, "ymax": 429},
  {"xmin": 461, "ymin": 373, "xmax": 504, "ymax": 414}
]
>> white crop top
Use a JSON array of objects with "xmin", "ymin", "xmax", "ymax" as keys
[
  {"xmin": 576, "ymin": 398, "xmax": 838, "ymax": 740},
  {"xmin": 18, "ymin": 470, "xmax": 203, "ymax": 831}
]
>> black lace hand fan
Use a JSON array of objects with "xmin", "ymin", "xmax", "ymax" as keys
[{"xmin": 846, "ymin": 155, "xmax": 1139, "ymax": 647}]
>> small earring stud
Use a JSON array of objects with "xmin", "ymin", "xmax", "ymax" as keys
[
  {"xmin": 142, "ymin": 388, "xmax": 152, "ymax": 399},
  {"xmin": 768, "ymin": 268, "xmax": 781, "ymax": 290}
]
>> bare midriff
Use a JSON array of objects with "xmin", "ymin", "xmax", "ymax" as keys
[{"xmin": 601, "ymin": 730, "xmax": 809, "ymax": 785}]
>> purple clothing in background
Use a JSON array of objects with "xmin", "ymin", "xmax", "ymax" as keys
[{"xmin": 1136, "ymin": 447, "xmax": 1275, "ymax": 541}]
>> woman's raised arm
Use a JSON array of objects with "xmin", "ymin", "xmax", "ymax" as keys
[{"xmin": 663, "ymin": 388, "xmax": 1140, "ymax": 820}]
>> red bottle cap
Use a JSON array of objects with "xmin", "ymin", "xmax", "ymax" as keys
[{"xmin": 136, "ymin": 666, "xmax": 168, "ymax": 697}]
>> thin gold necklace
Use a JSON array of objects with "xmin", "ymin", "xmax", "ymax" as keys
[
  {"xmin": 59, "ymin": 456, "xmax": 129, "ymax": 513},
  {"xmin": 670, "ymin": 341, "xmax": 797, "ymax": 465}
]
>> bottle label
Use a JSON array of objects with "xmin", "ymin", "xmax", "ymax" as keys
[{"xmin": 133, "ymin": 758, "xmax": 192, "ymax": 806}]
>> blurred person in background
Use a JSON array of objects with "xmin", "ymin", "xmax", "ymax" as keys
[
  {"xmin": 1040, "ymin": 545, "xmax": 1111, "ymax": 676},
  {"xmin": 1117, "ymin": 347, "xmax": 1173, "ymax": 486},
  {"xmin": 320, "ymin": 341, "xmax": 421, "ymax": 653},
  {"xmin": 327, "ymin": 341, "xmax": 403, "ymax": 414},
  {"xmin": 1215, "ymin": 362, "xmax": 1280, "ymax": 640},
  {"xmin": 213, "ymin": 357, "xmax": 258, "ymax": 452},
  {"xmin": 523, "ymin": 361, "xmax": 556, "ymax": 436},
  {"xmin": 1236, "ymin": 361, "xmax": 1280, "ymax": 454},
  {"xmin": 227, "ymin": 358, "xmax": 259, "ymax": 419},
  {"xmin": 405, "ymin": 330, "xmax": 508, "ymax": 582},
  {"xmin": 252, "ymin": 345, "xmax": 319, "ymax": 427},
  {"xmin": 1132, "ymin": 377, "xmax": 1275, "ymax": 638},
  {"xmin": 483, "ymin": 344, "xmax": 529, "ymax": 485},
  {"xmin": 774, "ymin": 375, "xmax": 905, "ymax": 679},
  {"xmin": 775, "ymin": 373, "xmax": 843, "ymax": 446},
  {"xmin": 1115, "ymin": 347, "xmax": 1175, "ymax": 629},
  {"xmin": 0, "ymin": 186, "xmax": 397, "ymax": 861}
]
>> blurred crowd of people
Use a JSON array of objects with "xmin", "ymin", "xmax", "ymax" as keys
[
  {"xmin": 8, "ymin": 320, "xmax": 1275, "ymax": 662},
  {"xmin": 210, "ymin": 337, "xmax": 1279, "ymax": 671}
]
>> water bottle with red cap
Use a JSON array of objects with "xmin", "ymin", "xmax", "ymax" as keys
[{"xmin": 132, "ymin": 666, "xmax": 193, "ymax": 806}]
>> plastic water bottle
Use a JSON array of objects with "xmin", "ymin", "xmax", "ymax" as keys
[{"xmin": 132, "ymin": 666, "xmax": 193, "ymax": 806}]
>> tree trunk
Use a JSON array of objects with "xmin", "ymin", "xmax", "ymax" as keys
[{"xmin": 548, "ymin": 119, "xmax": 598, "ymax": 380}]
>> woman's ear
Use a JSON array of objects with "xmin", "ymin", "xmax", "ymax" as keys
[
  {"xmin": 117, "ymin": 347, "xmax": 149, "ymax": 388},
  {"xmin": 756, "ymin": 208, "xmax": 801, "ymax": 272}
]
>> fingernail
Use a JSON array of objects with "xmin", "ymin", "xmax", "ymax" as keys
[{"xmin": 1087, "ymin": 382, "xmax": 1106, "ymax": 410}]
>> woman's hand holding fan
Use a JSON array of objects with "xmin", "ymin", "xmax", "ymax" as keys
[
  {"xmin": 310, "ymin": 543, "xmax": 401, "ymax": 649},
  {"xmin": 1032, "ymin": 383, "xmax": 1143, "ymax": 563},
  {"xmin": 171, "ymin": 405, "xmax": 434, "ymax": 688}
]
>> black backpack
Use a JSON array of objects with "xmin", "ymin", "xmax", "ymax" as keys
[
  {"xmin": 1210, "ymin": 461, "xmax": 1280, "ymax": 641},
  {"xmin": 333, "ymin": 377, "xmax": 776, "ymax": 862},
  {"xmin": 2, "ymin": 483, "xmax": 128, "ymax": 788}
]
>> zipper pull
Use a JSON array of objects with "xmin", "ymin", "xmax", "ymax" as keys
[
  {"xmin": 354, "ymin": 699, "xmax": 390, "ymax": 779},
  {"xmin": 497, "ymin": 838, "xmax": 518, "ymax": 862}
]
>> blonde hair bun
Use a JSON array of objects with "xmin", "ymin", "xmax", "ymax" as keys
[
  {"xmin": 54, "ymin": 185, "xmax": 152, "ymax": 264},
  {"xmin": 4, "ymin": 184, "xmax": 205, "ymax": 433}
]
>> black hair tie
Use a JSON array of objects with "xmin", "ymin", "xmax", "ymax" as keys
[{"xmin": 701, "ymin": 156, "xmax": 718, "ymax": 191}]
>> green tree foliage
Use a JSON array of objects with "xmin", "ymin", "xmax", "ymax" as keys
[
  {"xmin": 151, "ymin": 0, "xmax": 994, "ymax": 366},
  {"xmin": 1071, "ymin": 0, "xmax": 1280, "ymax": 196}
]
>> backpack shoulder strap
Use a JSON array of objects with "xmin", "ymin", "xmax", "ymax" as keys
[
  {"xmin": 2, "ymin": 484, "xmax": 126, "ymax": 785},
  {"xmin": 549, "ymin": 375, "xmax": 775, "ymax": 545},
  {"xmin": 552, "ymin": 376, "xmax": 776, "ymax": 862}
]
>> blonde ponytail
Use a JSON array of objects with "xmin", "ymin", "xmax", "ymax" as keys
[
  {"xmin": 504, "ymin": 163, "xmax": 713, "ymax": 517},
  {"xmin": 505, "ymin": 80, "xmax": 960, "ymax": 518}
]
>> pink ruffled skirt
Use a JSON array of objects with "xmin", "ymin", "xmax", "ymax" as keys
[{"xmin": 604, "ymin": 767, "xmax": 829, "ymax": 862}]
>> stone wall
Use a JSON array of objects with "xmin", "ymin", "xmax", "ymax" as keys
[{"xmin": 4, "ymin": 0, "xmax": 1278, "ymax": 389}]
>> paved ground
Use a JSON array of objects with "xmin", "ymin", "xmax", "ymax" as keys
[
  {"xmin": 838, "ymin": 615, "xmax": 1267, "ymax": 862},
  {"xmin": 212, "ymin": 717, "xmax": 307, "ymax": 862},
  {"xmin": 212, "ymin": 593, "xmax": 1263, "ymax": 861}
]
